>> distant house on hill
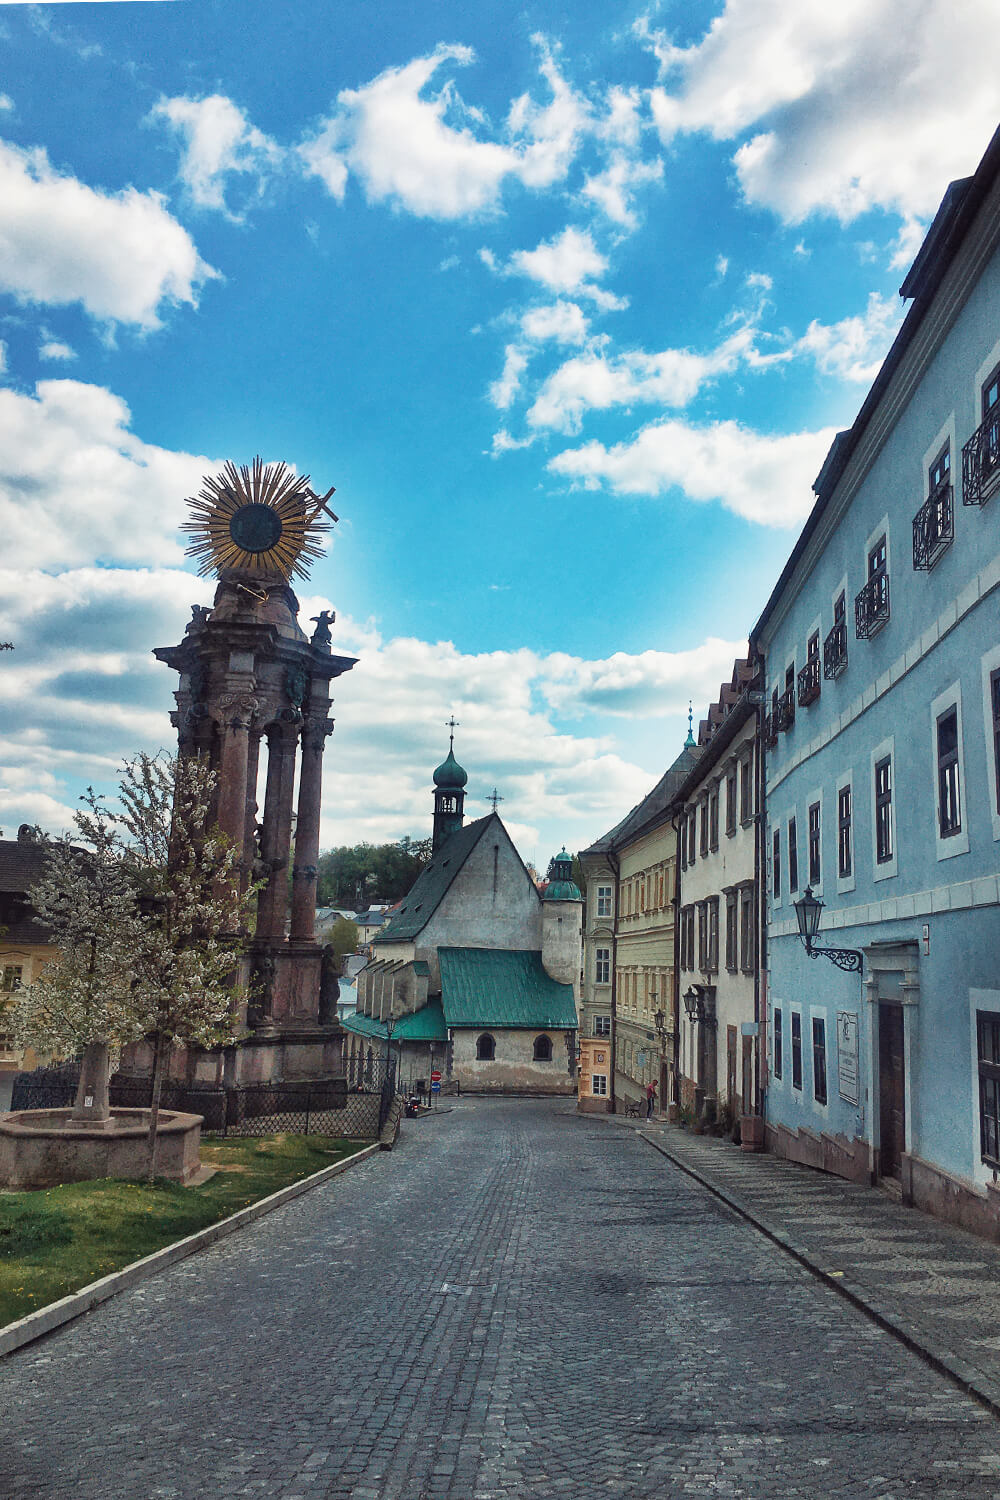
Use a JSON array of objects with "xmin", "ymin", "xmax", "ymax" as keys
[{"xmin": 343, "ymin": 734, "xmax": 582, "ymax": 1094}]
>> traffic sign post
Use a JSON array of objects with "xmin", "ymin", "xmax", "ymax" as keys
[{"xmin": 430, "ymin": 1081, "xmax": 441, "ymax": 1093}]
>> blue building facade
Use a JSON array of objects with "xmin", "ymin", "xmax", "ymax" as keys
[{"xmin": 752, "ymin": 127, "xmax": 1000, "ymax": 1235}]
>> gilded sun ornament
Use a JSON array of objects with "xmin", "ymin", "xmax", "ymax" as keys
[{"xmin": 182, "ymin": 457, "xmax": 337, "ymax": 582}]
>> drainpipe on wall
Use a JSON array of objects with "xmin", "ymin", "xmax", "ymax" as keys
[{"xmin": 607, "ymin": 847, "xmax": 620, "ymax": 1117}]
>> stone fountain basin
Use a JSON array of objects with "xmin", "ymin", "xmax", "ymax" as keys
[{"xmin": 0, "ymin": 1108, "xmax": 203, "ymax": 1189}]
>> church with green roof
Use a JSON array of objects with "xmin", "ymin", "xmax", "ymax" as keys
[{"xmin": 342, "ymin": 730, "xmax": 582, "ymax": 1095}]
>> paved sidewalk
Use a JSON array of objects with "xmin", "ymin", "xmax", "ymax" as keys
[{"xmin": 635, "ymin": 1116, "xmax": 1000, "ymax": 1411}]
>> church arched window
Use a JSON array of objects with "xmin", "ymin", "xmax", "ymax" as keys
[
  {"xmin": 476, "ymin": 1033, "xmax": 495, "ymax": 1061},
  {"xmin": 533, "ymin": 1034, "xmax": 553, "ymax": 1062}
]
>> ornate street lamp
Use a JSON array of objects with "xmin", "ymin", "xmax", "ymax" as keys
[
  {"xmin": 384, "ymin": 1013, "xmax": 397, "ymax": 1083},
  {"xmin": 683, "ymin": 985, "xmax": 716, "ymax": 1027},
  {"xmin": 792, "ymin": 886, "xmax": 863, "ymax": 972}
]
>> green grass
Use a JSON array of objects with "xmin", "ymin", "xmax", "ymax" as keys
[{"xmin": 0, "ymin": 1134, "xmax": 368, "ymax": 1329}]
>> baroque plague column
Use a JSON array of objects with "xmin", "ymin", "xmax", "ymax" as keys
[{"xmin": 149, "ymin": 459, "xmax": 357, "ymax": 1089}]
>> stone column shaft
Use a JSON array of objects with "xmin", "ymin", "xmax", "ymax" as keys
[
  {"xmin": 256, "ymin": 728, "xmax": 298, "ymax": 939},
  {"xmin": 217, "ymin": 719, "xmax": 252, "ymax": 861},
  {"xmin": 290, "ymin": 717, "xmax": 328, "ymax": 940}
]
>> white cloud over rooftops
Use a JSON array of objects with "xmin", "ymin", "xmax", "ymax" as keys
[
  {"xmin": 549, "ymin": 416, "xmax": 836, "ymax": 528},
  {"xmin": 645, "ymin": 0, "xmax": 1000, "ymax": 226},
  {"xmin": 0, "ymin": 138, "xmax": 216, "ymax": 328}
]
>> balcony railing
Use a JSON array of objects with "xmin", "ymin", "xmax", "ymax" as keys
[
  {"xmin": 773, "ymin": 687, "xmax": 795, "ymax": 732},
  {"xmin": 962, "ymin": 411, "xmax": 1000, "ymax": 507},
  {"xmin": 912, "ymin": 479, "xmax": 954, "ymax": 569},
  {"xmin": 797, "ymin": 655, "xmax": 821, "ymax": 707},
  {"xmin": 855, "ymin": 569, "xmax": 890, "ymax": 639},
  {"xmin": 763, "ymin": 712, "xmax": 777, "ymax": 749},
  {"xmin": 823, "ymin": 619, "xmax": 848, "ymax": 679}
]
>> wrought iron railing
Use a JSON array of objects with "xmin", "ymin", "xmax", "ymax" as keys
[
  {"xmin": 10, "ymin": 1065, "xmax": 388, "ymax": 1140},
  {"xmin": 912, "ymin": 479, "xmax": 954, "ymax": 569},
  {"xmin": 962, "ymin": 411, "xmax": 1000, "ymax": 507},
  {"xmin": 797, "ymin": 656, "xmax": 821, "ymax": 707},
  {"xmin": 823, "ymin": 619, "xmax": 848, "ymax": 680},
  {"xmin": 855, "ymin": 570, "xmax": 890, "ymax": 639},
  {"xmin": 773, "ymin": 687, "xmax": 795, "ymax": 733},
  {"xmin": 762, "ymin": 713, "xmax": 777, "ymax": 749}
]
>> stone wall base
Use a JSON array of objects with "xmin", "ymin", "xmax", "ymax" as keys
[
  {"xmin": 766, "ymin": 1121, "xmax": 872, "ymax": 1186},
  {"xmin": 901, "ymin": 1152, "xmax": 1000, "ymax": 1244},
  {"xmin": 122, "ymin": 1028, "xmax": 346, "ymax": 1092},
  {"xmin": 577, "ymin": 1094, "xmax": 610, "ymax": 1114},
  {"xmin": 0, "ymin": 1109, "xmax": 202, "ymax": 1189}
]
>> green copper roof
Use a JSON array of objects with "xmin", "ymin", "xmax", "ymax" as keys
[
  {"xmin": 432, "ymin": 748, "xmax": 468, "ymax": 789},
  {"xmin": 439, "ymin": 947, "xmax": 577, "ymax": 1030},
  {"xmin": 542, "ymin": 879, "xmax": 582, "ymax": 901},
  {"xmin": 342, "ymin": 998, "xmax": 448, "ymax": 1043}
]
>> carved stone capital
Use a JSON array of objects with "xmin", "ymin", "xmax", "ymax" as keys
[{"xmin": 292, "ymin": 865, "xmax": 318, "ymax": 882}]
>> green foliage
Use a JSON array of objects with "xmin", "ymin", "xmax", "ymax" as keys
[
  {"xmin": 326, "ymin": 916, "xmax": 359, "ymax": 962},
  {"xmin": 0, "ymin": 1135, "xmax": 366, "ymax": 1327},
  {"xmin": 571, "ymin": 854, "xmax": 587, "ymax": 898},
  {"xmin": 316, "ymin": 837, "xmax": 432, "ymax": 908}
]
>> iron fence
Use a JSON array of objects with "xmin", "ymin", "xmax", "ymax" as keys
[{"xmin": 9, "ymin": 1064, "xmax": 393, "ymax": 1140}]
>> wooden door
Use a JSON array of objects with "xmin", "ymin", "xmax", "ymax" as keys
[
  {"xmin": 741, "ymin": 1034, "xmax": 754, "ymax": 1116},
  {"xmin": 879, "ymin": 1002, "xmax": 906, "ymax": 1179}
]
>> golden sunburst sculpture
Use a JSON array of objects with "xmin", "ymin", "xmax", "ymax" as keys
[{"xmin": 182, "ymin": 457, "xmax": 338, "ymax": 582}]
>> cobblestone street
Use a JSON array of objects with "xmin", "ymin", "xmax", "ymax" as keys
[{"xmin": 3, "ymin": 1099, "xmax": 1000, "ymax": 1499}]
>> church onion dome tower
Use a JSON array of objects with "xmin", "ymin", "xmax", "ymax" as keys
[
  {"xmin": 543, "ymin": 848, "xmax": 582, "ymax": 902},
  {"xmin": 432, "ymin": 719, "xmax": 467, "ymax": 852}
]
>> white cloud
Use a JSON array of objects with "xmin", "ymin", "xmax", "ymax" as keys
[
  {"xmin": 0, "ymin": 378, "xmax": 216, "ymax": 570},
  {"xmin": 526, "ymin": 327, "xmax": 756, "ymax": 434},
  {"xmin": 0, "ymin": 95, "xmax": 13, "ymax": 113},
  {"xmin": 647, "ymin": 0, "xmax": 1000, "ymax": 227},
  {"xmin": 502, "ymin": 226, "xmax": 628, "ymax": 310},
  {"xmin": 489, "ymin": 428, "xmax": 535, "ymax": 456},
  {"xmin": 795, "ymin": 291, "xmax": 904, "ymax": 383},
  {"xmin": 38, "ymin": 337, "xmax": 75, "ymax": 361},
  {"xmin": 538, "ymin": 637, "xmax": 748, "ymax": 719},
  {"xmin": 549, "ymin": 416, "xmax": 837, "ymax": 527},
  {"xmin": 298, "ymin": 39, "xmax": 589, "ymax": 220},
  {"xmin": 0, "ymin": 138, "xmax": 216, "ymax": 328},
  {"xmin": 489, "ymin": 343, "xmax": 531, "ymax": 410},
  {"xmin": 519, "ymin": 301, "xmax": 588, "ymax": 346},
  {"xmin": 151, "ymin": 94, "xmax": 283, "ymax": 214},
  {"xmin": 582, "ymin": 152, "xmax": 663, "ymax": 228}
]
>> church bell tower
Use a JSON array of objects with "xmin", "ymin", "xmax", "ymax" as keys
[{"xmin": 432, "ymin": 718, "xmax": 467, "ymax": 851}]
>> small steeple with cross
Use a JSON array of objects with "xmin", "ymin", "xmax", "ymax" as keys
[
  {"xmin": 487, "ymin": 787, "xmax": 504, "ymax": 813},
  {"xmin": 684, "ymin": 699, "xmax": 696, "ymax": 748}
]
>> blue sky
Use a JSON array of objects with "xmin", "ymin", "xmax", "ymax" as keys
[{"xmin": 1, "ymin": 0, "xmax": 999, "ymax": 867}]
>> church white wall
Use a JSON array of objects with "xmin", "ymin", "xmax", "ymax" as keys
[
  {"xmin": 451, "ymin": 1028, "xmax": 575, "ymax": 1093},
  {"xmin": 418, "ymin": 825, "xmax": 541, "ymax": 990},
  {"xmin": 541, "ymin": 901, "xmax": 582, "ymax": 995}
]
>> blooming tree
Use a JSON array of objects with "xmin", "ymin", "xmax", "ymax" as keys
[{"xmin": 12, "ymin": 752, "xmax": 259, "ymax": 1179}]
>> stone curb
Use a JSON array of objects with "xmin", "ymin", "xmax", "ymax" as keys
[
  {"xmin": 0, "ymin": 1141, "xmax": 380, "ymax": 1362},
  {"xmin": 633, "ymin": 1126, "xmax": 1000, "ymax": 1422}
]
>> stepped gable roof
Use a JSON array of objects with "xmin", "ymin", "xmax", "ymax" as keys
[
  {"xmin": 377, "ymin": 815, "xmax": 498, "ymax": 942},
  {"xmin": 581, "ymin": 741, "xmax": 701, "ymax": 858},
  {"xmin": 438, "ymin": 948, "xmax": 577, "ymax": 1030},
  {"xmin": 753, "ymin": 122, "xmax": 1000, "ymax": 645},
  {"xmin": 342, "ymin": 998, "xmax": 448, "ymax": 1043},
  {"xmin": 677, "ymin": 657, "xmax": 762, "ymax": 799}
]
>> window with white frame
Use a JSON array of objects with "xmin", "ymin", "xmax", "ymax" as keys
[
  {"xmin": 838, "ymin": 783, "xmax": 853, "ymax": 881},
  {"xmin": 594, "ymin": 1015, "xmax": 611, "ymax": 1037},
  {"xmin": 592, "ymin": 1073, "xmax": 608, "ymax": 1097},
  {"xmin": 791, "ymin": 1010, "xmax": 803, "ymax": 1090},
  {"xmin": 740, "ymin": 756, "xmax": 753, "ymax": 824},
  {"xmin": 772, "ymin": 827, "xmax": 781, "ymax": 902},
  {"xmin": 787, "ymin": 815, "xmax": 799, "ymax": 894},
  {"xmin": 812, "ymin": 1015, "xmax": 827, "ymax": 1105},
  {"xmin": 595, "ymin": 947, "xmax": 611, "ymax": 985},
  {"xmin": 808, "ymin": 800, "xmax": 821, "ymax": 887},
  {"xmin": 596, "ymin": 885, "xmax": 613, "ymax": 918},
  {"xmin": 937, "ymin": 708, "xmax": 961, "ymax": 837},
  {"xmin": 739, "ymin": 888, "xmax": 755, "ymax": 973}
]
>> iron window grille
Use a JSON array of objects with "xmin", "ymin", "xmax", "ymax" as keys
[
  {"xmin": 913, "ymin": 475, "xmax": 954, "ymax": 570},
  {"xmin": 825, "ymin": 593, "xmax": 848, "ymax": 679},
  {"xmin": 763, "ymin": 712, "xmax": 778, "ymax": 749},
  {"xmin": 773, "ymin": 687, "xmax": 795, "ymax": 733},
  {"xmin": 963, "ymin": 368, "xmax": 1000, "ymax": 507},
  {"xmin": 812, "ymin": 1017, "xmax": 828, "ymax": 1105},
  {"xmin": 855, "ymin": 569, "xmax": 890, "ymax": 639},
  {"xmin": 798, "ymin": 654, "xmax": 821, "ymax": 706},
  {"xmin": 978, "ymin": 1011, "xmax": 1000, "ymax": 1168}
]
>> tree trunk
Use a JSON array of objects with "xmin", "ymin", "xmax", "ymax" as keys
[
  {"xmin": 145, "ymin": 1032, "xmax": 166, "ymax": 1183},
  {"xmin": 71, "ymin": 1041, "xmax": 112, "ymax": 1126}
]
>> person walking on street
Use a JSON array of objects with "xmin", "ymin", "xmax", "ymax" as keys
[{"xmin": 646, "ymin": 1080, "xmax": 657, "ymax": 1119}]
